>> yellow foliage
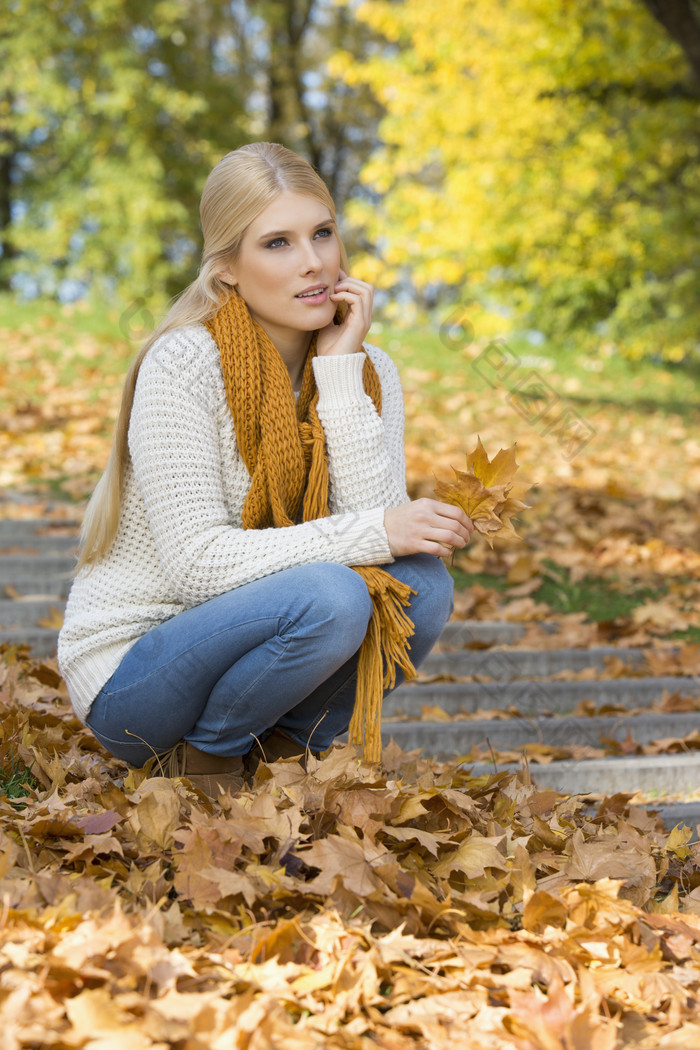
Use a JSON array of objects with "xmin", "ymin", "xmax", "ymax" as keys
[{"xmin": 344, "ymin": 0, "xmax": 700, "ymax": 359}]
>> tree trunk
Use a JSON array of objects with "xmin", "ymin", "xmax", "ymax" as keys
[
  {"xmin": 0, "ymin": 99, "xmax": 17, "ymax": 290},
  {"xmin": 639, "ymin": 0, "xmax": 700, "ymax": 91},
  {"xmin": 266, "ymin": 0, "xmax": 318, "ymax": 161}
]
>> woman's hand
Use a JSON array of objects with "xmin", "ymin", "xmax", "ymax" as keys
[
  {"xmin": 316, "ymin": 269, "xmax": 373, "ymax": 357},
  {"xmin": 384, "ymin": 499, "xmax": 474, "ymax": 558}
]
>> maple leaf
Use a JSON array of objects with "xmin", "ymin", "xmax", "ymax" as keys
[{"xmin": 434, "ymin": 437, "xmax": 530, "ymax": 548}]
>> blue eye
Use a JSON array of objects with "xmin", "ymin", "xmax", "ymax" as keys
[{"xmin": 264, "ymin": 227, "xmax": 333, "ymax": 249}]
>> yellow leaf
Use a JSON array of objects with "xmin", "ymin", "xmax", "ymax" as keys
[
  {"xmin": 128, "ymin": 777, "xmax": 182, "ymax": 850},
  {"xmin": 466, "ymin": 437, "xmax": 518, "ymax": 488},
  {"xmin": 37, "ymin": 605, "xmax": 64, "ymax": 629},
  {"xmin": 432, "ymin": 834, "xmax": 507, "ymax": 878},
  {"xmin": 434, "ymin": 439, "xmax": 530, "ymax": 546}
]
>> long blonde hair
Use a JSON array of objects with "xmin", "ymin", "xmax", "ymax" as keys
[{"xmin": 78, "ymin": 142, "xmax": 349, "ymax": 571}]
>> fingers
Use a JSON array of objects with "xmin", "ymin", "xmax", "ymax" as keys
[
  {"xmin": 424, "ymin": 540, "xmax": 456, "ymax": 558},
  {"xmin": 330, "ymin": 273, "xmax": 373, "ymax": 300},
  {"xmin": 329, "ymin": 278, "xmax": 373, "ymax": 324},
  {"xmin": 317, "ymin": 273, "xmax": 374, "ymax": 357},
  {"xmin": 431, "ymin": 499, "xmax": 474, "ymax": 533},
  {"xmin": 422, "ymin": 499, "xmax": 473, "ymax": 546},
  {"xmin": 383, "ymin": 500, "xmax": 474, "ymax": 559},
  {"xmin": 427, "ymin": 525, "xmax": 470, "ymax": 549}
]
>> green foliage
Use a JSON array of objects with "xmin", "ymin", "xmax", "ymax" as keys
[
  {"xmin": 0, "ymin": 0, "xmax": 384, "ymax": 303},
  {"xmin": 1, "ymin": 0, "xmax": 254, "ymax": 299},
  {"xmin": 0, "ymin": 755, "xmax": 39, "ymax": 805},
  {"xmin": 346, "ymin": 0, "xmax": 700, "ymax": 361},
  {"xmin": 376, "ymin": 321, "xmax": 700, "ymax": 414}
]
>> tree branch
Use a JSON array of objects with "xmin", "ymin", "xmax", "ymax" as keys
[{"xmin": 538, "ymin": 78, "xmax": 698, "ymax": 103}]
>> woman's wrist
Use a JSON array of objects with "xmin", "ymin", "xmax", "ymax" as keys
[{"xmin": 312, "ymin": 352, "xmax": 367, "ymax": 410}]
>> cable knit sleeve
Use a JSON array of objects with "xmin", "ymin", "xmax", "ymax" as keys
[
  {"xmin": 312, "ymin": 344, "xmax": 409, "ymax": 514},
  {"xmin": 128, "ymin": 328, "xmax": 394, "ymax": 607}
]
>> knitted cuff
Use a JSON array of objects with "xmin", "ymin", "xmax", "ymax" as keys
[
  {"xmin": 312, "ymin": 352, "xmax": 369, "ymax": 412},
  {"xmin": 312, "ymin": 506, "xmax": 393, "ymax": 565}
]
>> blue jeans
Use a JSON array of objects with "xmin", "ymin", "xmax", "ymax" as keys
[{"xmin": 86, "ymin": 554, "xmax": 453, "ymax": 765}]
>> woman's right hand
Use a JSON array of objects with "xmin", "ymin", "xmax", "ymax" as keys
[{"xmin": 383, "ymin": 499, "xmax": 474, "ymax": 558}]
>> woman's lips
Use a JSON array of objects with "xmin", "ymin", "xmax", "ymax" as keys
[{"xmin": 295, "ymin": 287, "xmax": 328, "ymax": 304}]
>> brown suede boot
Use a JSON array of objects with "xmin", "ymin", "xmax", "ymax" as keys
[
  {"xmin": 248, "ymin": 728, "xmax": 320, "ymax": 776},
  {"xmin": 158, "ymin": 741, "xmax": 248, "ymax": 799}
]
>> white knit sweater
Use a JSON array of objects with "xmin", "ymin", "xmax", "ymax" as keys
[{"xmin": 58, "ymin": 324, "xmax": 409, "ymax": 723}]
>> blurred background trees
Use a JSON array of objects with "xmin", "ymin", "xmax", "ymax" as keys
[{"xmin": 1, "ymin": 0, "xmax": 698, "ymax": 360}]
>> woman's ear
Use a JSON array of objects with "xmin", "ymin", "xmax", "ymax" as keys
[{"xmin": 217, "ymin": 270, "xmax": 237, "ymax": 287}]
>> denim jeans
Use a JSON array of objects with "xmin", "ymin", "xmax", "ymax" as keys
[{"xmin": 86, "ymin": 553, "xmax": 453, "ymax": 765}]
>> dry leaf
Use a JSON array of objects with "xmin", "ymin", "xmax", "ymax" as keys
[{"xmin": 434, "ymin": 437, "xmax": 530, "ymax": 547}]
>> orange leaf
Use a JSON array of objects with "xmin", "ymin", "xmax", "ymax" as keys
[{"xmin": 434, "ymin": 438, "xmax": 530, "ymax": 547}]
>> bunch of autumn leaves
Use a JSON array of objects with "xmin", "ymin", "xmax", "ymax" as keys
[{"xmin": 434, "ymin": 438, "xmax": 530, "ymax": 548}]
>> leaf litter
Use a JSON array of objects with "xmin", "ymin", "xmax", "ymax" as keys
[
  {"xmin": 3, "ymin": 645, "xmax": 700, "ymax": 1047},
  {"xmin": 5, "ymin": 322, "xmax": 700, "ymax": 1042}
]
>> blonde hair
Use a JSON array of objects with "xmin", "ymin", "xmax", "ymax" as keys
[{"xmin": 78, "ymin": 142, "xmax": 348, "ymax": 571}]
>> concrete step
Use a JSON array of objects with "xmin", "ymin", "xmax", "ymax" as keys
[
  {"xmin": 0, "ymin": 627, "xmax": 61, "ymax": 655},
  {"xmin": 647, "ymin": 801, "xmax": 700, "ymax": 834},
  {"xmin": 440, "ymin": 620, "xmax": 531, "ymax": 645},
  {"xmin": 0, "ymin": 599, "xmax": 64, "ymax": 627},
  {"xmin": 0, "ymin": 599, "xmax": 63, "ymax": 656},
  {"xmin": 0, "ymin": 553, "xmax": 75, "ymax": 598},
  {"xmin": 0, "ymin": 534, "xmax": 78, "ymax": 555},
  {"xmin": 0, "ymin": 518, "xmax": 79, "ymax": 550},
  {"xmin": 5, "ymin": 512, "xmax": 700, "ymax": 815},
  {"xmin": 421, "ymin": 645, "xmax": 648, "ymax": 679},
  {"xmin": 382, "ymin": 712, "xmax": 700, "ymax": 755},
  {"xmin": 387, "ymin": 676, "xmax": 700, "ymax": 717},
  {"xmin": 451, "ymin": 753, "xmax": 700, "ymax": 799}
]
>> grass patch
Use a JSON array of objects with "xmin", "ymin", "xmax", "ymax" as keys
[
  {"xmin": 3, "ymin": 293, "xmax": 699, "ymax": 411},
  {"xmin": 0, "ymin": 756, "xmax": 40, "ymax": 805},
  {"xmin": 0, "ymin": 292, "xmax": 151, "ymax": 342},
  {"xmin": 375, "ymin": 320, "xmax": 700, "ymax": 417},
  {"xmin": 2, "ymin": 293, "xmax": 699, "ymax": 424},
  {"xmin": 448, "ymin": 560, "xmax": 667, "ymax": 623},
  {"xmin": 448, "ymin": 566, "xmax": 509, "ymax": 594},
  {"xmin": 537, "ymin": 562, "xmax": 665, "ymax": 621}
]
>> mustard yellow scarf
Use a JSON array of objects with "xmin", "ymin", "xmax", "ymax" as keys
[{"xmin": 205, "ymin": 291, "xmax": 416, "ymax": 761}]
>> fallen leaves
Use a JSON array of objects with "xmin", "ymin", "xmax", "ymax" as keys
[{"xmin": 3, "ymin": 645, "xmax": 700, "ymax": 1047}]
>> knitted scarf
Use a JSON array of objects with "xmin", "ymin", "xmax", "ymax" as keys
[{"xmin": 205, "ymin": 291, "xmax": 417, "ymax": 762}]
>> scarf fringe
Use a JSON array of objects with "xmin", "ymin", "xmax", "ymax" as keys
[{"xmin": 348, "ymin": 567, "xmax": 417, "ymax": 763}]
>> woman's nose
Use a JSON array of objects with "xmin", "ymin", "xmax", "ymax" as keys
[{"xmin": 300, "ymin": 241, "xmax": 322, "ymax": 272}]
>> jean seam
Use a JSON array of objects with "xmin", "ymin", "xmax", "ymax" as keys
[
  {"xmin": 100, "ymin": 614, "xmax": 296, "ymax": 698},
  {"xmin": 288, "ymin": 667, "xmax": 359, "ymax": 745},
  {"xmin": 86, "ymin": 723, "xmax": 161, "ymax": 756},
  {"xmin": 207, "ymin": 632, "xmax": 294, "ymax": 745}
]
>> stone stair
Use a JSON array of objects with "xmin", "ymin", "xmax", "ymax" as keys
[{"xmin": 3, "ymin": 512, "xmax": 700, "ymax": 832}]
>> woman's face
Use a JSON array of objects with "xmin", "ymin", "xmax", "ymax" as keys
[{"xmin": 223, "ymin": 191, "xmax": 341, "ymax": 356}]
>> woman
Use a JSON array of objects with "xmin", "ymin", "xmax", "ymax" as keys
[{"xmin": 58, "ymin": 142, "xmax": 473, "ymax": 799}]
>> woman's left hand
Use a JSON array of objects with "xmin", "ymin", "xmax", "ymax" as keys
[{"xmin": 316, "ymin": 269, "xmax": 374, "ymax": 357}]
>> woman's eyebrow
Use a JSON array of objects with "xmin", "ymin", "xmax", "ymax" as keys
[{"xmin": 257, "ymin": 218, "xmax": 335, "ymax": 241}]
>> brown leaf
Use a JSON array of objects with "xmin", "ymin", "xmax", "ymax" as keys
[
  {"xmin": 36, "ymin": 606, "xmax": 65, "ymax": 630},
  {"xmin": 299, "ymin": 831, "xmax": 391, "ymax": 896},
  {"xmin": 128, "ymin": 777, "xmax": 183, "ymax": 850}
]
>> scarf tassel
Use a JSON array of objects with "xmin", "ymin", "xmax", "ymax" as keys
[{"xmin": 348, "ymin": 567, "xmax": 418, "ymax": 763}]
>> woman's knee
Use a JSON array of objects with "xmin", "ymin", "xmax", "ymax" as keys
[
  {"xmin": 293, "ymin": 562, "xmax": 373, "ymax": 649},
  {"xmin": 388, "ymin": 554, "xmax": 454, "ymax": 658},
  {"xmin": 396, "ymin": 554, "xmax": 453, "ymax": 620}
]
